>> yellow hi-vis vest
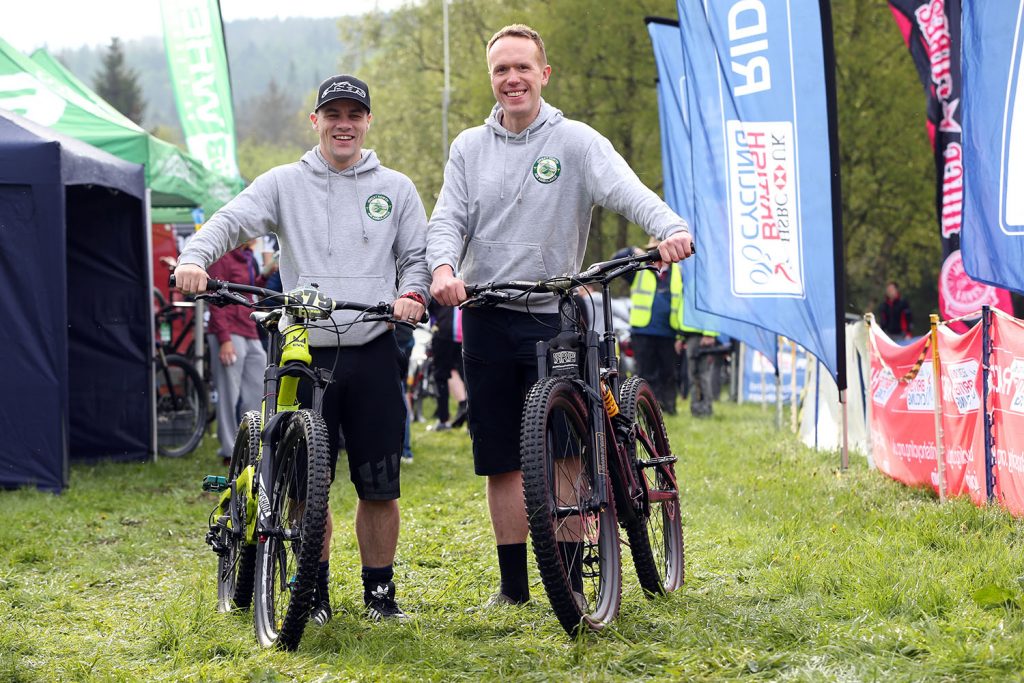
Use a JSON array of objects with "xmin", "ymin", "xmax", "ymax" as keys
[{"xmin": 629, "ymin": 265, "xmax": 714, "ymax": 335}]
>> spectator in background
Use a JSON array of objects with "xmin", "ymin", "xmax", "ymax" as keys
[
  {"xmin": 206, "ymin": 238, "xmax": 268, "ymax": 465},
  {"xmin": 629, "ymin": 238, "xmax": 684, "ymax": 415},
  {"xmin": 426, "ymin": 300, "xmax": 468, "ymax": 431},
  {"xmin": 878, "ymin": 281, "xmax": 912, "ymax": 340}
]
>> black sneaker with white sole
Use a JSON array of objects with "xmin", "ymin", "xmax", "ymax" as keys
[
  {"xmin": 309, "ymin": 601, "xmax": 332, "ymax": 626},
  {"xmin": 364, "ymin": 581, "xmax": 409, "ymax": 622}
]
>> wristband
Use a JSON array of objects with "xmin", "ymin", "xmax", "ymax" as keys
[{"xmin": 400, "ymin": 291, "xmax": 425, "ymax": 306}]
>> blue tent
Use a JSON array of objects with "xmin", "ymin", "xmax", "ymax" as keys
[{"xmin": 0, "ymin": 108, "xmax": 153, "ymax": 493}]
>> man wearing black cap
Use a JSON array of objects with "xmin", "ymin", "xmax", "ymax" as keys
[{"xmin": 174, "ymin": 74, "xmax": 430, "ymax": 624}]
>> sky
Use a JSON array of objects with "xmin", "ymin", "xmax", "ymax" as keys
[{"xmin": 2, "ymin": 0, "xmax": 418, "ymax": 53}]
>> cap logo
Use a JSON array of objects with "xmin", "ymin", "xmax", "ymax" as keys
[
  {"xmin": 322, "ymin": 80, "xmax": 366, "ymax": 99},
  {"xmin": 365, "ymin": 193, "xmax": 393, "ymax": 221},
  {"xmin": 532, "ymin": 156, "xmax": 561, "ymax": 184}
]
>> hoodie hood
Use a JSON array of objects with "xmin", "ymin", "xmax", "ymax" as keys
[{"xmin": 484, "ymin": 100, "xmax": 564, "ymax": 201}]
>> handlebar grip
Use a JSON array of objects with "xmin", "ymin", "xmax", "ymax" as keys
[{"xmin": 169, "ymin": 273, "xmax": 225, "ymax": 292}]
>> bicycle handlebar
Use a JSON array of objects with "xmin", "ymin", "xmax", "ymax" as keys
[
  {"xmin": 169, "ymin": 274, "xmax": 423, "ymax": 321},
  {"xmin": 463, "ymin": 244, "xmax": 693, "ymax": 302}
]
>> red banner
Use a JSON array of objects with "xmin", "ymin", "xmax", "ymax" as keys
[
  {"xmin": 936, "ymin": 323, "xmax": 985, "ymax": 503},
  {"xmin": 869, "ymin": 326, "xmax": 939, "ymax": 492},
  {"xmin": 989, "ymin": 313, "xmax": 1024, "ymax": 516}
]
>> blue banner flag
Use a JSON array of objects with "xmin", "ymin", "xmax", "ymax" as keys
[
  {"xmin": 676, "ymin": 0, "xmax": 846, "ymax": 388},
  {"xmin": 646, "ymin": 17, "xmax": 779, "ymax": 366},
  {"xmin": 961, "ymin": 1, "xmax": 1024, "ymax": 294}
]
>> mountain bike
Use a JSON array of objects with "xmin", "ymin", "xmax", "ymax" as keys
[
  {"xmin": 185, "ymin": 275, "xmax": 411, "ymax": 650},
  {"xmin": 154, "ymin": 292, "xmax": 208, "ymax": 457},
  {"xmin": 464, "ymin": 248, "xmax": 686, "ymax": 636}
]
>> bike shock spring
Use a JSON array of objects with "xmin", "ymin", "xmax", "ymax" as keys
[{"xmin": 601, "ymin": 382, "xmax": 619, "ymax": 417}]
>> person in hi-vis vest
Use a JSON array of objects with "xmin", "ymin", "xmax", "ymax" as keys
[{"xmin": 629, "ymin": 239, "xmax": 717, "ymax": 417}]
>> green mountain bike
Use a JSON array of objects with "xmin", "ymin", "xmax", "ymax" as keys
[{"xmin": 183, "ymin": 276, "xmax": 408, "ymax": 650}]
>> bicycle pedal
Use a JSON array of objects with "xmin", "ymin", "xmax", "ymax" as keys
[{"xmin": 202, "ymin": 475, "xmax": 229, "ymax": 492}]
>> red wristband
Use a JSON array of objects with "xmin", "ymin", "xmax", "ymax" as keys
[{"xmin": 400, "ymin": 291, "xmax": 425, "ymax": 306}]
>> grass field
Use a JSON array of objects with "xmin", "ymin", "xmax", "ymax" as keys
[{"xmin": 3, "ymin": 399, "xmax": 1024, "ymax": 682}]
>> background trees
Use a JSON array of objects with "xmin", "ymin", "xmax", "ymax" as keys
[
  {"xmin": 59, "ymin": 1, "xmax": 955, "ymax": 327},
  {"xmin": 93, "ymin": 37, "xmax": 146, "ymax": 125}
]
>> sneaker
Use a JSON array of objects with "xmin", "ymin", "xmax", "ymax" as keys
[
  {"xmin": 365, "ymin": 582, "xmax": 410, "ymax": 622},
  {"xmin": 401, "ymin": 452, "xmax": 414, "ymax": 464},
  {"xmin": 309, "ymin": 601, "xmax": 332, "ymax": 626},
  {"xmin": 450, "ymin": 404, "xmax": 469, "ymax": 429},
  {"xmin": 483, "ymin": 592, "xmax": 520, "ymax": 608},
  {"xmin": 427, "ymin": 421, "xmax": 451, "ymax": 432}
]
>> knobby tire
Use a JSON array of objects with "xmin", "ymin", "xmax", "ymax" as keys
[
  {"xmin": 521, "ymin": 377, "xmax": 622, "ymax": 636},
  {"xmin": 618, "ymin": 377, "xmax": 685, "ymax": 595},
  {"xmin": 217, "ymin": 411, "xmax": 261, "ymax": 612},
  {"xmin": 253, "ymin": 410, "xmax": 331, "ymax": 650}
]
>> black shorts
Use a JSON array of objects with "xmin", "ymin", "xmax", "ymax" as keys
[
  {"xmin": 461, "ymin": 307, "xmax": 560, "ymax": 476},
  {"xmin": 295, "ymin": 333, "xmax": 405, "ymax": 500}
]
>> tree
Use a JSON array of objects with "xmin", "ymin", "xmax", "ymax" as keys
[{"xmin": 94, "ymin": 37, "xmax": 146, "ymax": 125}]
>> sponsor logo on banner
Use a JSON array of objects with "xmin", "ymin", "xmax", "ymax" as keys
[
  {"xmin": 944, "ymin": 359, "xmax": 980, "ymax": 413},
  {"xmin": 903, "ymin": 363, "xmax": 934, "ymax": 411},
  {"xmin": 871, "ymin": 367, "xmax": 898, "ymax": 407},
  {"xmin": 725, "ymin": 120, "xmax": 802, "ymax": 297},
  {"xmin": 939, "ymin": 250, "xmax": 1003, "ymax": 319},
  {"xmin": 0, "ymin": 73, "xmax": 67, "ymax": 126},
  {"xmin": 1002, "ymin": 3, "xmax": 1024, "ymax": 232},
  {"xmin": 995, "ymin": 447, "xmax": 1024, "ymax": 474}
]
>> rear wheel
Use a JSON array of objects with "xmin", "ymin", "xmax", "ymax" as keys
[
  {"xmin": 253, "ymin": 410, "xmax": 331, "ymax": 650},
  {"xmin": 521, "ymin": 377, "xmax": 621, "ymax": 636},
  {"xmin": 156, "ymin": 353, "xmax": 207, "ymax": 457},
  {"xmin": 618, "ymin": 377, "xmax": 684, "ymax": 595},
  {"xmin": 216, "ymin": 411, "xmax": 261, "ymax": 612}
]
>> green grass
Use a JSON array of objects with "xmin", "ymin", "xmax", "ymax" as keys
[{"xmin": 3, "ymin": 400, "xmax": 1024, "ymax": 681}]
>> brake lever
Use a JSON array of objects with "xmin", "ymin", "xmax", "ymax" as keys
[{"xmin": 196, "ymin": 289, "xmax": 252, "ymax": 308}]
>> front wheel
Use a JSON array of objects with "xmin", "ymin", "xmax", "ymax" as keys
[
  {"xmin": 156, "ymin": 353, "xmax": 208, "ymax": 457},
  {"xmin": 618, "ymin": 377, "xmax": 685, "ymax": 596},
  {"xmin": 521, "ymin": 377, "xmax": 621, "ymax": 636},
  {"xmin": 253, "ymin": 410, "xmax": 331, "ymax": 650},
  {"xmin": 216, "ymin": 411, "xmax": 261, "ymax": 612}
]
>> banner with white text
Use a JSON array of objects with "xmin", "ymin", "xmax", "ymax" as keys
[
  {"xmin": 960, "ymin": 1, "xmax": 1024, "ymax": 295},
  {"xmin": 936, "ymin": 322, "xmax": 986, "ymax": 504},
  {"xmin": 990, "ymin": 311, "xmax": 1024, "ymax": 515},
  {"xmin": 869, "ymin": 326, "xmax": 940, "ymax": 492},
  {"xmin": 889, "ymin": 0, "xmax": 1015, "ymax": 325},
  {"xmin": 160, "ymin": 0, "xmax": 240, "ymax": 180},
  {"xmin": 646, "ymin": 17, "xmax": 779, "ymax": 364},
  {"xmin": 676, "ymin": 0, "xmax": 845, "ymax": 387}
]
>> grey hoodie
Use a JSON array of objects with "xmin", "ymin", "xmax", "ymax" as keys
[
  {"xmin": 426, "ymin": 100, "xmax": 689, "ymax": 313},
  {"xmin": 178, "ymin": 147, "xmax": 430, "ymax": 346}
]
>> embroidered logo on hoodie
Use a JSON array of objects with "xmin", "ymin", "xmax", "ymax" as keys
[
  {"xmin": 365, "ymin": 193, "xmax": 393, "ymax": 221},
  {"xmin": 532, "ymin": 156, "xmax": 561, "ymax": 184}
]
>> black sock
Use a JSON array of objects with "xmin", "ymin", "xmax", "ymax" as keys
[
  {"xmin": 316, "ymin": 560, "xmax": 330, "ymax": 605},
  {"xmin": 496, "ymin": 543, "xmax": 530, "ymax": 603},
  {"xmin": 558, "ymin": 541, "xmax": 584, "ymax": 593},
  {"xmin": 362, "ymin": 564, "xmax": 394, "ymax": 603}
]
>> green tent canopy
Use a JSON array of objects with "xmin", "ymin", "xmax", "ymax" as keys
[{"xmin": 0, "ymin": 37, "xmax": 243, "ymax": 220}]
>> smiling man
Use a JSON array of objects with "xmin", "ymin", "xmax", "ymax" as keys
[
  {"xmin": 426, "ymin": 24, "xmax": 694, "ymax": 608},
  {"xmin": 174, "ymin": 74, "xmax": 430, "ymax": 625}
]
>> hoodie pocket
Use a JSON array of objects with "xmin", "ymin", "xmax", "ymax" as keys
[{"xmin": 461, "ymin": 238, "xmax": 548, "ymax": 285}]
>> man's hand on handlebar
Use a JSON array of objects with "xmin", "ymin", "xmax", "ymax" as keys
[
  {"xmin": 392, "ymin": 296, "xmax": 425, "ymax": 326},
  {"xmin": 430, "ymin": 264, "xmax": 468, "ymax": 307},
  {"xmin": 657, "ymin": 230, "xmax": 694, "ymax": 264},
  {"xmin": 173, "ymin": 263, "xmax": 209, "ymax": 295}
]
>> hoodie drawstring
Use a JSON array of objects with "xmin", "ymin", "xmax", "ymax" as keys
[
  {"xmin": 516, "ymin": 128, "xmax": 530, "ymax": 203},
  {"xmin": 355, "ymin": 165, "xmax": 368, "ymax": 242},
  {"xmin": 499, "ymin": 128, "xmax": 509, "ymax": 200}
]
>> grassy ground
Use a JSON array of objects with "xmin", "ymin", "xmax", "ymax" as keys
[{"xmin": 2, "ymin": 400, "xmax": 1024, "ymax": 682}]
